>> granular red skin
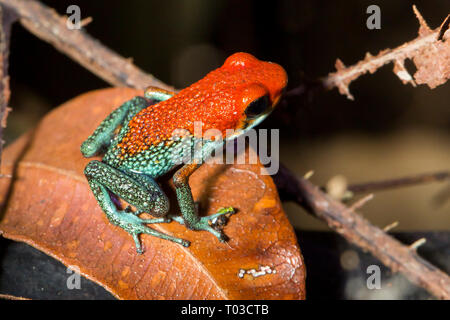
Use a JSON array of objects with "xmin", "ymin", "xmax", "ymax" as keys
[{"xmin": 118, "ymin": 53, "xmax": 287, "ymax": 156}]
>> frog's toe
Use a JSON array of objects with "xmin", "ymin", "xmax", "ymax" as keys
[
  {"xmin": 112, "ymin": 210, "xmax": 189, "ymax": 253},
  {"xmin": 129, "ymin": 226, "xmax": 190, "ymax": 254},
  {"xmin": 192, "ymin": 207, "xmax": 235, "ymax": 242},
  {"xmin": 140, "ymin": 216, "xmax": 172, "ymax": 224},
  {"xmin": 199, "ymin": 224, "xmax": 229, "ymax": 243},
  {"xmin": 135, "ymin": 227, "xmax": 190, "ymax": 252},
  {"xmin": 167, "ymin": 207, "xmax": 235, "ymax": 243},
  {"xmin": 132, "ymin": 233, "xmax": 144, "ymax": 254}
]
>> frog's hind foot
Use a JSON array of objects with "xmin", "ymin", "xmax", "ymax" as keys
[
  {"xmin": 200, "ymin": 206, "xmax": 236, "ymax": 242},
  {"xmin": 207, "ymin": 206, "xmax": 236, "ymax": 229},
  {"xmin": 110, "ymin": 209, "xmax": 190, "ymax": 254},
  {"xmin": 171, "ymin": 206, "xmax": 236, "ymax": 243},
  {"xmin": 84, "ymin": 160, "xmax": 190, "ymax": 253}
]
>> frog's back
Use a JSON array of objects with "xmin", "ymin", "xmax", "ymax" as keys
[
  {"xmin": 118, "ymin": 70, "xmax": 242, "ymax": 156},
  {"xmin": 102, "ymin": 79, "xmax": 229, "ymax": 177},
  {"xmin": 101, "ymin": 71, "xmax": 235, "ymax": 176}
]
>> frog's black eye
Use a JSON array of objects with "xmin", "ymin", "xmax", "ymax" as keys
[{"xmin": 244, "ymin": 95, "xmax": 270, "ymax": 119}]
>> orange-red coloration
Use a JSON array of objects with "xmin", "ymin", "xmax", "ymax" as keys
[{"xmin": 118, "ymin": 53, "xmax": 287, "ymax": 156}]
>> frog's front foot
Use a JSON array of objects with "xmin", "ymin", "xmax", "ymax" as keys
[
  {"xmin": 171, "ymin": 207, "xmax": 236, "ymax": 242},
  {"xmin": 112, "ymin": 209, "xmax": 190, "ymax": 254}
]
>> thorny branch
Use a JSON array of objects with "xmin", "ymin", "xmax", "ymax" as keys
[
  {"xmin": 0, "ymin": 293, "xmax": 28, "ymax": 300},
  {"xmin": 0, "ymin": 0, "xmax": 449, "ymax": 299},
  {"xmin": 323, "ymin": 5, "xmax": 450, "ymax": 100},
  {"xmin": 0, "ymin": 5, "xmax": 15, "ymax": 172},
  {"xmin": 273, "ymin": 165, "xmax": 450, "ymax": 300}
]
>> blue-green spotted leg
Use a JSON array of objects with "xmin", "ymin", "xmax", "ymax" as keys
[
  {"xmin": 81, "ymin": 88, "xmax": 175, "ymax": 158},
  {"xmin": 171, "ymin": 162, "xmax": 235, "ymax": 242},
  {"xmin": 81, "ymin": 89, "xmax": 181, "ymax": 253},
  {"xmin": 81, "ymin": 97, "xmax": 150, "ymax": 158},
  {"xmin": 84, "ymin": 160, "xmax": 190, "ymax": 253}
]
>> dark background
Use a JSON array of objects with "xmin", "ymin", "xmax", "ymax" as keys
[{"xmin": 1, "ymin": 0, "xmax": 449, "ymax": 299}]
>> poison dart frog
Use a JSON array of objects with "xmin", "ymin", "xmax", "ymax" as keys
[{"xmin": 81, "ymin": 52, "xmax": 287, "ymax": 253}]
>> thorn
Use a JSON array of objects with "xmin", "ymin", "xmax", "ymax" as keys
[
  {"xmin": 338, "ymin": 83, "xmax": 354, "ymax": 100},
  {"xmin": 383, "ymin": 221, "xmax": 399, "ymax": 232},
  {"xmin": 1, "ymin": 107, "xmax": 12, "ymax": 128},
  {"xmin": 412, "ymin": 5, "xmax": 431, "ymax": 34},
  {"xmin": 437, "ymin": 14, "xmax": 450, "ymax": 41},
  {"xmin": 335, "ymin": 58, "xmax": 346, "ymax": 70},
  {"xmin": 304, "ymin": 170, "xmax": 314, "ymax": 180},
  {"xmin": 349, "ymin": 193, "xmax": 374, "ymax": 211},
  {"xmin": 80, "ymin": 16, "xmax": 93, "ymax": 28},
  {"xmin": 409, "ymin": 237, "xmax": 426, "ymax": 251}
]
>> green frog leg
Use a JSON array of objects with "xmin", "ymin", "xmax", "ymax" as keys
[
  {"xmin": 84, "ymin": 160, "xmax": 189, "ymax": 253},
  {"xmin": 82, "ymin": 89, "xmax": 183, "ymax": 253},
  {"xmin": 81, "ymin": 88, "xmax": 175, "ymax": 158},
  {"xmin": 170, "ymin": 161, "xmax": 235, "ymax": 242}
]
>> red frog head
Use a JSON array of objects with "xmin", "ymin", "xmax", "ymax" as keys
[
  {"xmin": 216, "ymin": 52, "xmax": 288, "ymax": 136},
  {"xmin": 169, "ymin": 52, "xmax": 288, "ymax": 139}
]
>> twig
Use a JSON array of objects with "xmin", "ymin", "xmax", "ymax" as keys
[
  {"xmin": 437, "ymin": 13, "xmax": 450, "ymax": 41},
  {"xmin": 347, "ymin": 171, "xmax": 450, "ymax": 194},
  {"xmin": 0, "ymin": 0, "xmax": 172, "ymax": 91},
  {"xmin": 0, "ymin": 5, "xmax": 15, "ymax": 173},
  {"xmin": 2, "ymin": 0, "xmax": 449, "ymax": 299},
  {"xmin": 321, "ymin": 5, "xmax": 450, "ymax": 100},
  {"xmin": 273, "ymin": 164, "xmax": 450, "ymax": 299},
  {"xmin": 0, "ymin": 293, "xmax": 29, "ymax": 300}
]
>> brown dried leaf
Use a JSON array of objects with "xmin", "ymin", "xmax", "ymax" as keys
[
  {"xmin": 0, "ymin": 88, "xmax": 306, "ymax": 300},
  {"xmin": 324, "ymin": 6, "xmax": 450, "ymax": 99}
]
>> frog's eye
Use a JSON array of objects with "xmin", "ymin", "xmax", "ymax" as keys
[{"xmin": 244, "ymin": 95, "xmax": 270, "ymax": 119}]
